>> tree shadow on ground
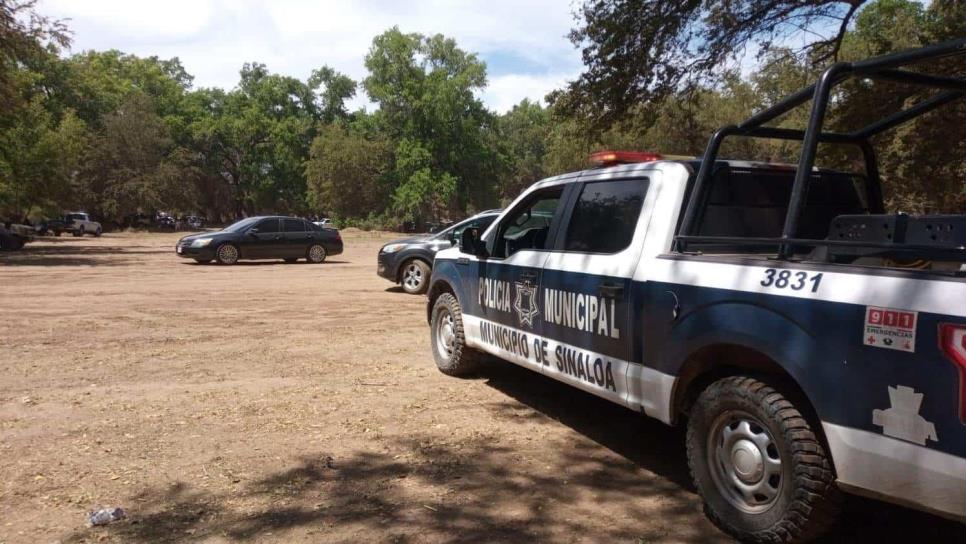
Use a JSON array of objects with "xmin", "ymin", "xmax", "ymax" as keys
[
  {"xmin": 60, "ymin": 361, "xmax": 966, "ymax": 543},
  {"xmin": 0, "ymin": 244, "xmax": 154, "ymax": 266},
  {"xmin": 62, "ymin": 435, "xmax": 724, "ymax": 543},
  {"xmin": 479, "ymin": 361, "xmax": 966, "ymax": 543}
]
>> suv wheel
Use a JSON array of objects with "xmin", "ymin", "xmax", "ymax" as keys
[
  {"xmin": 401, "ymin": 259, "xmax": 430, "ymax": 295},
  {"xmin": 72, "ymin": 228, "xmax": 83, "ymax": 237},
  {"xmin": 430, "ymin": 293, "xmax": 484, "ymax": 376},
  {"xmin": 94, "ymin": 227, "xmax": 102, "ymax": 237},
  {"xmin": 215, "ymin": 243, "xmax": 240, "ymax": 265},
  {"xmin": 687, "ymin": 376, "xmax": 840, "ymax": 543}
]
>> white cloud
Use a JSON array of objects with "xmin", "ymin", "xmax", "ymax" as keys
[
  {"xmin": 37, "ymin": 0, "xmax": 583, "ymax": 112},
  {"xmin": 482, "ymin": 72, "xmax": 576, "ymax": 113}
]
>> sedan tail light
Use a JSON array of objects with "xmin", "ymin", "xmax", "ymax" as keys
[{"xmin": 939, "ymin": 323, "xmax": 966, "ymax": 422}]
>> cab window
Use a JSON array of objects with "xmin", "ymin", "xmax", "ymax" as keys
[
  {"xmin": 564, "ymin": 178, "xmax": 649, "ymax": 254},
  {"xmin": 493, "ymin": 188, "xmax": 563, "ymax": 258},
  {"xmin": 283, "ymin": 218, "xmax": 305, "ymax": 232},
  {"xmin": 254, "ymin": 218, "xmax": 279, "ymax": 232}
]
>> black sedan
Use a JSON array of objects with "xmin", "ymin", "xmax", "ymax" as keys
[
  {"xmin": 176, "ymin": 216, "xmax": 343, "ymax": 265},
  {"xmin": 378, "ymin": 210, "xmax": 500, "ymax": 294}
]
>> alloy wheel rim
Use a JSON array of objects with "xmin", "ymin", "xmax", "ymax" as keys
[
  {"xmin": 219, "ymin": 244, "xmax": 238, "ymax": 264},
  {"xmin": 310, "ymin": 245, "xmax": 325, "ymax": 262},
  {"xmin": 404, "ymin": 264, "xmax": 423, "ymax": 290},
  {"xmin": 435, "ymin": 310, "xmax": 456, "ymax": 360},
  {"xmin": 707, "ymin": 411, "xmax": 783, "ymax": 513}
]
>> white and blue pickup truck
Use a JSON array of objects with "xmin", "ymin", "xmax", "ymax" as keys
[{"xmin": 425, "ymin": 41, "xmax": 966, "ymax": 543}]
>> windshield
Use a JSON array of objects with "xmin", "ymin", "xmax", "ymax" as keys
[{"xmin": 222, "ymin": 217, "xmax": 260, "ymax": 233}]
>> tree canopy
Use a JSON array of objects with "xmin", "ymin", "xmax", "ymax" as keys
[{"xmin": 0, "ymin": 0, "xmax": 961, "ymax": 227}]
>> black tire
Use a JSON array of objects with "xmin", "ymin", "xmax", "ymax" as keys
[
  {"xmin": 430, "ymin": 293, "xmax": 484, "ymax": 376},
  {"xmin": 215, "ymin": 243, "xmax": 240, "ymax": 265},
  {"xmin": 72, "ymin": 228, "xmax": 82, "ymax": 237},
  {"xmin": 94, "ymin": 227, "xmax": 102, "ymax": 237},
  {"xmin": 306, "ymin": 244, "xmax": 327, "ymax": 263},
  {"xmin": 687, "ymin": 376, "xmax": 840, "ymax": 544},
  {"xmin": 283, "ymin": 257, "xmax": 298, "ymax": 263},
  {"xmin": 55, "ymin": 230, "xmax": 62, "ymax": 237},
  {"xmin": 400, "ymin": 259, "xmax": 431, "ymax": 295}
]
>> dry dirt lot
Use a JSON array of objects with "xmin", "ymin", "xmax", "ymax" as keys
[{"xmin": 1, "ymin": 231, "xmax": 965, "ymax": 544}]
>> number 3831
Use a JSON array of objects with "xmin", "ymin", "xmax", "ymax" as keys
[{"xmin": 760, "ymin": 268, "xmax": 823, "ymax": 293}]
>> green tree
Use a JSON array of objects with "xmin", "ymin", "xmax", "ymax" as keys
[
  {"xmin": 78, "ymin": 93, "xmax": 197, "ymax": 221},
  {"xmin": 305, "ymin": 120, "xmax": 392, "ymax": 219},
  {"xmin": 559, "ymin": 0, "xmax": 870, "ymax": 126},
  {"xmin": 364, "ymin": 27, "xmax": 499, "ymax": 222},
  {"xmin": 495, "ymin": 99, "xmax": 550, "ymax": 200}
]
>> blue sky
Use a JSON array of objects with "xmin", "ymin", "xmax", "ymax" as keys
[{"xmin": 37, "ymin": 0, "xmax": 585, "ymax": 112}]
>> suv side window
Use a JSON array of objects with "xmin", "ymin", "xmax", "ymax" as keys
[
  {"xmin": 284, "ymin": 218, "xmax": 305, "ymax": 232},
  {"xmin": 450, "ymin": 215, "xmax": 496, "ymax": 242},
  {"xmin": 255, "ymin": 218, "xmax": 279, "ymax": 232},
  {"xmin": 493, "ymin": 187, "xmax": 564, "ymax": 258},
  {"xmin": 564, "ymin": 178, "xmax": 649, "ymax": 254}
]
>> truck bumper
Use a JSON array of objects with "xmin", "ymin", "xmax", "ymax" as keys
[{"xmin": 823, "ymin": 422, "xmax": 966, "ymax": 523}]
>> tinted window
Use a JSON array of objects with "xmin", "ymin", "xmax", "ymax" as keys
[
  {"xmin": 565, "ymin": 179, "xmax": 648, "ymax": 253},
  {"xmin": 495, "ymin": 188, "xmax": 563, "ymax": 258},
  {"xmin": 283, "ymin": 218, "xmax": 305, "ymax": 232},
  {"xmin": 694, "ymin": 168, "xmax": 866, "ymax": 252},
  {"xmin": 448, "ymin": 215, "xmax": 497, "ymax": 241},
  {"xmin": 223, "ymin": 217, "xmax": 259, "ymax": 232},
  {"xmin": 255, "ymin": 218, "xmax": 279, "ymax": 233}
]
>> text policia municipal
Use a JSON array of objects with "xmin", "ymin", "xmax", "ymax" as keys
[{"xmin": 478, "ymin": 278, "xmax": 622, "ymax": 340}]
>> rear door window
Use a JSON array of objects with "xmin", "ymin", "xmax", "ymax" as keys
[
  {"xmin": 283, "ymin": 219, "xmax": 305, "ymax": 232},
  {"xmin": 564, "ymin": 178, "xmax": 649, "ymax": 253}
]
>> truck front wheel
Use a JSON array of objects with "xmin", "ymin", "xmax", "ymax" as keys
[
  {"xmin": 686, "ymin": 376, "xmax": 840, "ymax": 543},
  {"xmin": 430, "ymin": 293, "xmax": 484, "ymax": 376}
]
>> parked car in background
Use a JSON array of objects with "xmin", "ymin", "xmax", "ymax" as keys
[
  {"xmin": 65, "ymin": 212, "xmax": 102, "ymax": 237},
  {"xmin": 36, "ymin": 218, "xmax": 67, "ymax": 236},
  {"xmin": 377, "ymin": 210, "xmax": 500, "ymax": 294},
  {"xmin": 312, "ymin": 218, "xmax": 333, "ymax": 229},
  {"xmin": 176, "ymin": 216, "xmax": 343, "ymax": 265},
  {"xmin": 186, "ymin": 216, "xmax": 205, "ymax": 230}
]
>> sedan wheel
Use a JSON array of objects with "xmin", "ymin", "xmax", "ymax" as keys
[
  {"xmin": 307, "ymin": 244, "xmax": 327, "ymax": 263},
  {"xmin": 216, "ymin": 243, "xmax": 239, "ymax": 265}
]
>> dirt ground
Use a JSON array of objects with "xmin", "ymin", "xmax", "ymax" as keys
[{"xmin": 1, "ymin": 231, "xmax": 965, "ymax": 544}]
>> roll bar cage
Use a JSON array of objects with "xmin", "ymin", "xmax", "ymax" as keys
[{"xmin": 675, "ymin": 38, "xmax": 966, "ymax": 259}]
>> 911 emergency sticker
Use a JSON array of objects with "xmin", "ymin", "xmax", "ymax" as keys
[{"xmin": 863, "ymin": 306, "xmax": 917, "ymax": 352}]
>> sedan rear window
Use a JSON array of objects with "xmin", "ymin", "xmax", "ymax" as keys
[{"xmin": 284, "ymin": 219, "xmax": 305, "ymax": 232}]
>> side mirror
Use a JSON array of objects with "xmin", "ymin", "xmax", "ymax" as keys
[{"xmin": 459, "ymin": 228, "xmax": 487, "ymax": 258}]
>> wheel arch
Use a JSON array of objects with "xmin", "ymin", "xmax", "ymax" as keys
[
  {"xmin": 426, "ymin": 278, "xmax": 456, "ymax": 324},
  {"xmin": 669, "ymin": 341, "xmax": 835, "ymax": 476}
]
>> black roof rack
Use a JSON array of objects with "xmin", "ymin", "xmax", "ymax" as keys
[{"xmin": 676, "ymin": 39, "xmax": 966, "ymax": 259}]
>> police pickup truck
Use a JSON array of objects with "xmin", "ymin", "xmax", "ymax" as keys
[{"xmin": 425, "ymin": 41, "xmax": 966, "ymax": 543}]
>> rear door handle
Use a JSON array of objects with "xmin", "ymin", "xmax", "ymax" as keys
[{"xmin": 598, "ymin": 282, "xmax": 624, "ymax": 298}]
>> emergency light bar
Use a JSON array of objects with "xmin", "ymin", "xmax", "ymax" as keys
[{"xmin": 590, "ymin": 150, "xmax": 663, "ymax": 167}]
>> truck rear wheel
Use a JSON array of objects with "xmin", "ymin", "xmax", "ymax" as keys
[
  {"xmin": 430, "ymin": 293, "xmax": 484, "ymax": 376},
  {"xmin": 686, "ymin": 376, "xmax": 840, "ymax": 543}
]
